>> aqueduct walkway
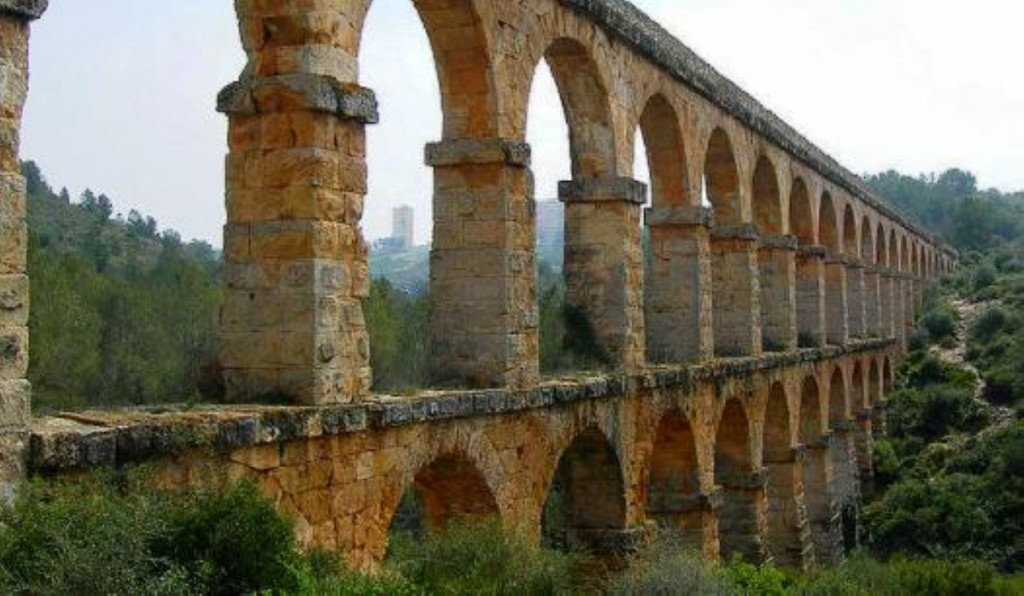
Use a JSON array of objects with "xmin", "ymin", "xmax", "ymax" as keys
[{"xmin": 1, "ymin": 0, "xmax": 955, "ymax": 570}]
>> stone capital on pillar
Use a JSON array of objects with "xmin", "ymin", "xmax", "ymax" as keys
[
  {"xmin": 644, "ymin": 204, "xmax": 712, "ymax": 228},
  {"xmin": 758, "ymin": 234, "xmax": 799, "ymax": 252},
  {"xmin": 218, "ymin": 74, "xmax": 379, "ymax": 123},
  {"xmin": 710, "ymin": 223, "xmax": 759, "ymax": 243},
  {"xmin": 425, "ymin": 138, "xmax": 530, "ymax": 169},
  {"xmin": 0, "ymin": 0, "xmax": 47, "ymax": 20},
  {"xmin": 558, "ymin": 176, "xmax": 647, "ymax": 205}
]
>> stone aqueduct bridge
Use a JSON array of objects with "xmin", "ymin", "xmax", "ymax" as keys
[{"xmin": 2, "ymin": 0, "xmax": 957, "ymax": 570}]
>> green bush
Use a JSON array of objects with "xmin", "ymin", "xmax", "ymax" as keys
[
  {"xmin": 387, "ymin": 518, "xmax": 584, "ymax": 595},
  {"xmin": 155, "ymin": 482, "xmax": 300, "ymax": 595},
  {"xmin": 0, "ymin": 477, "xmax": 192, "ymax": 595},
  {"xmin": 921, "ymin": 307, "xmax": 957, "ymax": 343},
  {"xmin": 605, "ymin": 535, "xmax": 731, "ymax": 595}
]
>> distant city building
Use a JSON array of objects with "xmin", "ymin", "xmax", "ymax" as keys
[
  {"xmin": 392, "ymin": 205, "xmax": 415, "ymax": 250},
  {"xmin": 536, "ymin": 200, "xmax": 564, "ymax": 268}
]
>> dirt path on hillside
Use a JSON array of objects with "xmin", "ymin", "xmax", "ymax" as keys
[{"xmin": 930, "ymin": 298, "xmax": 1017, "ymax": 433}]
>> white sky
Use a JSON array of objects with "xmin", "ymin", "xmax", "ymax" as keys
[{"xmin": 21, "ymin": 0, "xmax": 1024, "ymax": 246}]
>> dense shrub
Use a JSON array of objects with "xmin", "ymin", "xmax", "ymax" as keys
[
  {"xmin": 921, "ymin": 306, "xmax": 958, "ymax": 343},
  {"xmin": 387, "ymin": 519, "xmax": 584, "ymax": 595},
  {"xmin": 0, "ymin": 477, "xmax": 332, "ymax": 595}
]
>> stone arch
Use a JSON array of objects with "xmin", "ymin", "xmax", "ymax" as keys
[
  {"xmin": 645, "ymin": 411, "xmax": 703, "ymax": 546},
  {"xmin": 753, "ymin": 156, "xmax": 782, "ymax": 235},
  {"xmin": 542, "ymin": 426, "xmax": 627, "ymax": 551},
  {"xmin": 704, "ymin": 127, "xmax": 742, "ymax": 225},
  {"xmin": 763, "ymin": 382, "xmax": 800, "ymax": 566},
  {"xmin": 637, "ymin": 93, "xmax": 687, "ymax": 208},
  {"xmin": 346, "ymin": 0, "xmax": 499, "ymax": 139},
  {"xmin": 389, "ymin": 452, "xmax": 500, "ymax": 536},
  {"xmin": 828, "ymin": 366, "xmax": 848, "ymax": 426},
  {"xmin": 819, "ymin": 193, "xmax": 839, "ymax": 252},
  {"xmin": 755, "ymin": 156, "xmax": 793, "ymax": 352},
  {"xmin": 842, "ymin": 204, "xmax": 858, "ymax": 258},
  {"xmin": 789, "ymin": 178, "xmax": 814, "ymax": 244},
  {"xmin": 715, "ymin": 398, "xmax": 762, "ymax": 561},
  {"xmin": 536, "ymin": 37, "xmax": 617, "ymax": 179}
]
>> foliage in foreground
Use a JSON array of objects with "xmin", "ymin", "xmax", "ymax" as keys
[{"xmin": 1, "ymin": 475, "xmax": 1021, "ymax": 595}]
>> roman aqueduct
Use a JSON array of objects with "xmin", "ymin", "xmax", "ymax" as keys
[{"xmin": 1, "ymin": 0, "xmax": 957, "ymax": 570}]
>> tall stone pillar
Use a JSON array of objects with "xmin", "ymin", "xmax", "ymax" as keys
[
  {"xmin": 0, "ymin": 0, "xmax": 46, "ymax": 497},
  {"xmin": 219, "ymin": 4, "xmax": 376, "ymax": 404},
  {"xmin": 805, "ymin": 435, "xmax": 841, "ymax": 565},
  {"xmin": 846, "ymin": 260, "xmax": 866, "ymax": 339},
  {"xmin": 880, "ymin": 271, "xmax": 896, "ymax": 339},
  {"xmin": 894, "ymin": 276, "xmax": 907, "ymax": 346},
  {"xmin": 710, "ymin": 225, "xmax": 762, "ymax": 358},
  {"xmin": 824, "ymin": 254, "xmax": 848, "ymax": 346},
  {"xmin": 828, "ymin": 420, "xmax": 860, "ymax": 557},
  {"xmin": 427, "ymin": 139, "xmax": 537, "ymax": 389},
  {"xmin": 560, "ymin": 177, "xmax": 645, "ymax": 370},
  {"xmin": 717, "ymin": 470, "xmax": 770, "ymax": 564},
  {"xmin": 854, "ymin": 409, "xmax": 874, "ymax": 494},
  {"xmin": 796, "ymin": 246, "xmax": 826, "ymax": 348},
  {"xmin": 764, "ymin": 447, "xmax": 812, "ymax": 568},
  {"xmin": 758, "ymin": 235, "xmax": 798, "ymax": 352},
  {"xmin": 863, "ymin": 267, "xmax": 881, "ymax": 337},
  {"xmin": 645, "ymin": 206, "xmax": 713, "ymax": 363}
]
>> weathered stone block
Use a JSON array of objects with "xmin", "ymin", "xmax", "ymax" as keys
[
  {"xmin": 0, "ymin": 274, "xmax": 27, "ymax": 326},
  {"xmin": 0, "ymin": 378, "xmax": 28, "ymax": 428}
]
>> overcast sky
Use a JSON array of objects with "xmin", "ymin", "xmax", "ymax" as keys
[{"xmin": 21, "ymin": 0, "xmax": 1024, "ymax": 246}]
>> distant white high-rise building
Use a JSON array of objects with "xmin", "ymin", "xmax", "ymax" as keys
[{"xmin": 392, "ymin": 205, "xmax": 415, "ymax": 250}]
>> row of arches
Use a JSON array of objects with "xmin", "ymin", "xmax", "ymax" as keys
[
  {"xmin": 377, "ymin": 354, "xmax": 896, "ymax": 568},
  {"xmin": 217, "ymin": 0, "xmax": 954, "ymax": 401}
]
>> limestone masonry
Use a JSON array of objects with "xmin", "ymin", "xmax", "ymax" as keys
[{"xmin": 0, "ymin": 0, "xmax": 955, "ymax": 571}]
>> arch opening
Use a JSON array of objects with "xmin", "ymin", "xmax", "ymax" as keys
[
  {"xmin": 763, "ymin": 383, "xmax": 801, "ymax": 566},
  {"xmin": 645, "ymin": 411, "xmax": 703, "ymax": 548},
  {"xmin": 793, "ymin": 179, "xmax": 823, "ymax": 347},
  {"xmin": 755, "ymin": 158, "xmax": 794, "ymax": 352},
  {"xmin": 799, "ymin": 376, "xmax": 834, "ymax": 564},
  {"xmin": 704, "ymin": 128, "xmax": 741, "ymax": 225},
  {"xmin": 388, "ymin": 453, "xmax": 500, "ymax": 544},
  {"xmin": 822, "ymin": 194, "xmax": 846, "ymax": 345},
  {"xmin": 715, "ymin": 399, "xmax": 763, "ymax": 562},
  {"xmin": 542, "ymin": 428, "xmax": 628, "ymax": 552}
]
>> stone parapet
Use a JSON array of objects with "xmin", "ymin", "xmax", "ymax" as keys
[{"xmin": 28, "ymin": 338, "xmax": 895, "ymax": 473}]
